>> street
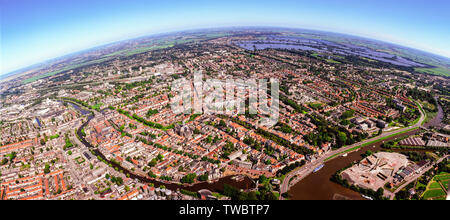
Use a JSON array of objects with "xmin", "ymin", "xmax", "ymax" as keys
[{"xmin": 280, "ymin": 103, "xmax": 426, "ymax": 198}]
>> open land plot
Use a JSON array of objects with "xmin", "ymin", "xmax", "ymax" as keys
[
  {"xmin": 422, "ymin": 189, "xmax": 446, "ymax": 200},
  {"xmin": 415, "ymin": 67, "xmax": 450, "ymax": 77},
  {"xmin": 421, "ymin": 172, "xmax": 450, "ymax": 200},
  {"xmin": 341, "ymin": 152, "xmax": 410, "ymax": 191}
]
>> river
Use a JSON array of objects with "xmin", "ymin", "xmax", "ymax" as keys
[
  {"xmin": 289, "ymin": 101, "xmax": 445, "ymax": 200},
  {"xmin": 288, "ymin": 130, "xmax": 424, "ymax": 200},
  {"xmin": 424, "ymin": 99, "xmax": 444, "ymax": 129},
  {"xmin": 71, "ymin": 104, "xmax": 255, "ymax": 194}
]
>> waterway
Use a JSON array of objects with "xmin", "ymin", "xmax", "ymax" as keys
[
  {"xmin": 72, "ymin": 104, "xmax": 255, "ymax": 194},
  {"xmin": 35, "ymin": 117, "xmax": 42, "ymax": 127},
  {"xmin": 288, "ymin": 129, "xmax": 432, "ymax": 200},
  {"xmin": 68, "ymin": 102, "xmax": 92, "ymax": 116},
  {"xmin": 424, "ymin": 100, "xmax": 444, "ymax": 129},
  {"xmin": 289, "ymin": 102, "xmax": 445, "ymax": 200}
]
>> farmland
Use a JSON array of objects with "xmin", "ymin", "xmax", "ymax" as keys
[
  {"xmin": 415, "ymin": 67, "xmax": 450, "ymax": 77},
  {"xmin": 421, "ymin": 172, "xmax": 449, "ymax": 200}
]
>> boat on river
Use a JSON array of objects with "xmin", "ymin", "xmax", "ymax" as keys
[{"xmin": 313, "ymin": 164, "xmax": 325, "ymax": 173}]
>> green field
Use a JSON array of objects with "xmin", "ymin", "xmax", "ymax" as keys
[
  {"xmin": 122, "ymin": 44, "xmax": 173, "ymax": 56},
  {"xmin": 103, "ymin": 39, "xmax": 197, "ymax": 58},
  {"xmin": 415, "ymin": 67, "xmax": 450, "ymax": 77},
  {"xmin": 326, "ymin": 59, "xmax": 341, "ymax": 64},
  {"xmin": 308, "ymin": 102, "xmax": 323, "ymax": 110},
  {"xmin": 361, "ymin": 57, "xmax": 377, "ymax": 62},
  {"xmin": 310, "ymin": 53, "xmax": 341, "ymax": 64},
  {"xmin": 90, "ymin": 103, "xmax": 104, "ymax": 111},
  {"xmin": 22, "ymin": 38, "xmax": 201, "ymax": 84},
  {"xmin": 435, "ymin": 173, "xmax": 450, "ymax": 182},
  {"xmin": 422, "ymin": 189, "xmax": 446, "ymax": 199},
  {"xmin": 421, "ymin": 172, "xmax": 449, "ymax": 200},
  {"xmin": 311, "ymin": 53, "xmax": 320, "ymax": 58},
  {"xmin": 443, "ymin": 181, "xmax": 449, "ymax": 190},
  {"xmin": 429, "ymin": 181, "xmax": 442, "ymax": 189},
  {"xmin": 22, "ymin": 57, "xmax": 111, "ymax": 84},
  {"xmin": 49, "ymin": 134, "xmax": 60, "ymax": 140}
]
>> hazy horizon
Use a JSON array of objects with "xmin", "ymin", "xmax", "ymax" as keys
[{"xmin": 1, "ymin": 0, "xmax": 450, "ymax": 76}]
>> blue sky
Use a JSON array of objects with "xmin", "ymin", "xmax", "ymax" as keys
[{"xmin": 1, "ymin": 0, "xmax": 449, "ymax": 75}]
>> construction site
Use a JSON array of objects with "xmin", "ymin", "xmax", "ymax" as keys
[{"xmin": 341, "ymin": 152, "xmax": 410, "ymax": 191}]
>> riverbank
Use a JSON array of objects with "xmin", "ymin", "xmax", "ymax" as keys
[
  {"xmin": 288, "ymin": 129, "xmax": 423, "ymax": 200},
  {"xmin": 69, "ymin": 102, "xmax": 257, "ymax": 194}
]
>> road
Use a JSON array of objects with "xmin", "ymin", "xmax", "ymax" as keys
[
  {"xmin": 72, "ymin": 104, "xmax": 257, "ymax": 193},
  {"xmin": 388, "ymin": 156, "xmax": 448, "ymax": 200},
  {"xmin": 280, "ymin": 103, "xmax": 426, "ymax": 198}
]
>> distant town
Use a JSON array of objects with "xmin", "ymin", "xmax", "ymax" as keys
[{"xmin": 0, "ymin": 28, "xmax": 448, "ymax": 200}]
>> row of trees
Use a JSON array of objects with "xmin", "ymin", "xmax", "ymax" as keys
[
  {"xmin": 222, "ymin": 114, "xmax": 313, "ymax": 156},
  {"xmin": 222, "ymin": 184, "xmax": 278, "ymax": 201}
]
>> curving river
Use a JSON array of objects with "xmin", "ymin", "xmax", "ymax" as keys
[
  {"xmin": 424, "ymin": 98, "xmax": 444, "ymax": 129},
  {"xmin": 74, "ymin": 108, "xmax": 255, "ymax": 194},
  {"xmin": 288, "ymin": 130, "xmax": 423, "ymax": 200},
  {"xmin": 289, "ymin": 101, "xmax": 445, "ymax": 200}
]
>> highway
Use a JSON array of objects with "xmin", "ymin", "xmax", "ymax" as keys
[{"xmin": 280, "ymin": 103, "xmax": 426, "ymax": 198}]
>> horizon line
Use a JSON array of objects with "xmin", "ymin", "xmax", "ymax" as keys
[{"xmin": 2, "ymin": 24, "xmax": 449, "ymax": 78}]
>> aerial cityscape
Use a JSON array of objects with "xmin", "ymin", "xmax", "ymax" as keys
[{"xmin": 0, "ymin": 0, "xmax": 449, "ymax": 202}]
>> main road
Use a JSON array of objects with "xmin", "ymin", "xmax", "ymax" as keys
[{"xmin": 280, "ymin": 103, "xmax": 426, "ymax": 197}]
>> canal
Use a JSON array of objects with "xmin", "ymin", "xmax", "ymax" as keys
[
  {"xmin": 71, "ymin": 103, "xmax": 255, "ymax": 194},
  {"xmin": 289, "ymin": 101, "xmax": 445, "ymax": 200},
  {"xmin": 288, "ymin": 130, "xmax": 422, "ymax": 200},
  {"xmin": 424, "ymin": 98, "xmax": 444, "ymax": 129}
]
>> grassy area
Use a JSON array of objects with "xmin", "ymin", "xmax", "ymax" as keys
[
  {"xmin": 124, "ymin": 44, "xmax": 174, "ymax": 56},
  {"xmin": 309, "ymin": 53, "xmax": 341, "ymax": 64},
  {"xmin": 308, "ymin": 102, "xmax": 323, "ymax": 110},
  {"xmin": 421, "ymin": 172, "xmax": 449, "ymax": 200},
  {"xmin": 311, "ymin": 53, "xmax": 320, "ymax": 58},
  {"xmin": 22, "ymin": 57, "xmax": 111, "ymax": 84},
  {"xmin": 412, "ymin": 100, "xmax": 428, "ymax": 126},
  {"xmin": 49, "ymin": 134, "xmax": 60, "ymax": 140},
  {"xmin": 325, "ymin": 127, "xmax": 419, "ymax": 161},
  {"xmin": 104, "ymin": 39, "xmax": 197, "ymax": 57},
  {"xmin": 90, "ymin": 103, "xmax": 104, "ymax": 111},
  {"xmin": 420, "ymin": 100, "xmax": 437, "ymax": 111},
  {"xmin": 422, "ymin": 189, "xmax": 446, "ymax": 199},
  {"xmin": 417, "ymin": 100, "xmax": 438, "ymax": 125},
  {"xmin": 326, "ymin": 59, "xmax": 341, "ymax": 64},
  {"xmin": 361, "ymin": 57, "xmax": 377, "ymax": 62},
  {"xmin": 424, "ymin": 111, "xmax": 438, "ymax": 125},
  {"xmin": 429, "ymin": 181, "xmax": 442, "ymax": 189},
  {"xmin": 415, "ymin": 67, "xmax": 450, "ymax": 77},
  {"xmin": 22, "ymin": 70, "xmax": 64, "ymax": 84}
]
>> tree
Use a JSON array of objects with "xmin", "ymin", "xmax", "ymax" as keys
[
  {"xmin": 197, "ymin": 173, "xmax": 209, "ymax": 182},
  {"xmin": 148, "ymin": 158, "xmax": 158, "ymax": 167},
  {"xmin": 0, "ymin": 158, "xmax": 8, "ymax": 166},
  {"xmin": 259, "ymin": 175, "xmax": 268, "ymax": 183},
  {"xmin": 44, "ymin": 164, "xmax": 51, "ymax": 174},
  {"xmin": 337, "ymin": 132, "xmax": 347, "ymax": 146},
  {"xmin": 247, "ymin": 191, "xmax": 258, "ymax": 200},
  {"xmin": 376, "ymin": 188, "xmax": 384, "ymax": 199},
  {"xmin": 181, "ymin": 173, "xmax": 197, "ymax": 184},
  {"xmin": 341, "ymin": 110, "xmax": 355, "ymax": 119}
]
